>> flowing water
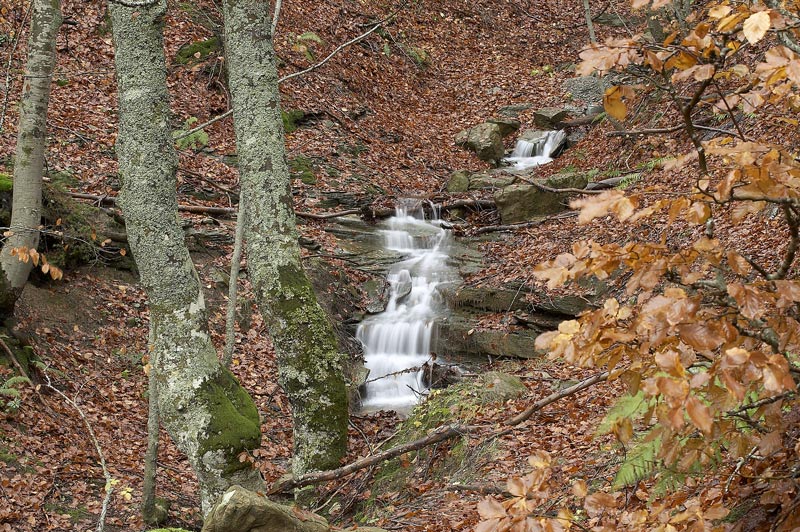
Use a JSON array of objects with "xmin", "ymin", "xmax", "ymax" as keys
[
  {"xmin": 356, "ymin": 200, "xmax": 458, "ymax": 412},
  {"xmin": 504, "ymin": 130, "xmax": 567, "ymax": 170}
]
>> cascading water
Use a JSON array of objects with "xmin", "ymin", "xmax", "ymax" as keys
[
  {"xmin": 356, "ymin": 200, "xmax": 457, "ymax": 412},
  {"xmin": 505, "ymin": 130, "xmax": 567, "ymax": 170}
]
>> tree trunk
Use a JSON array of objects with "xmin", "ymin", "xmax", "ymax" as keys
[
  {"xmin": 221, "ymin": 0, "xmax": 349, "ymax": 478},
  {"xmin": 0, "ymin": 0, "xmax": 61, "ymax": 316},
  {"xmin": 109, "ymin": 0, "xmax": 264, "ymax": 514}
]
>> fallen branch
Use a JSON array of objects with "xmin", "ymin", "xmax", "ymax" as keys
[
  {"xmin": 514, "ymin": 175, "xmax": 604, "ymax": 195},
  {"xmin": 268, "ymin": 424, "xmax": 468, "ymax": 494},
  {"xmin": 44, "ymin": 369, "xmax": 113, "ymax": 532},
  {"xmin": 268, "ymin": 370, "xmax": 610, "ymax": 493},
  {"xmin": 446, "ymin": 483, "xmax": 511, "ymax": 497},
  {"xmin": 503, "ymin": 371, "xmax": 610, "ymax": 428},
  {"xmin": 66, "ymin": 192, "xmax": 360, "ymax": 220},
  {"xmin": 474, "ymin": 212, "xmax": 577, "ymax": 235}
]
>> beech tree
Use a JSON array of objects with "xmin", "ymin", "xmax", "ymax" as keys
[
  {"xmin": 108, "ymin": 0, "xmax": 264, "ymax": 514},
  {"xmin": 221, "ymin": 0, "xmax": 349, "ymax": 478},
  {"xmin": 0, "ymin": 0, "xmax": 61, "ymax": 317}
]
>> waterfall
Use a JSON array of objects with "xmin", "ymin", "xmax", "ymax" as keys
[
  {"xmin": 356, "ymin": 200, "xmax": 457, "ymax": 412},
  {"xmin": 505, "ymin": 130, "xmax": 567, "ymax": 170}
]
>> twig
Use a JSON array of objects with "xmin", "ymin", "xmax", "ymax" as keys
[
  {"xmin": 44, "ymin": 369, "xmax": 113, "ymax": 532},
  {"xmin": 514, "ymin": 174, "xmax": 605, "ymax": 195},
  {"xmin": 174, "ymin": 6, "xmax": 404, "ymax": 142},
  {"xmin": 502, "ymin": 371, "xmax": 610, "ymax": 429},
  {"xmin": 107, "ymin": 0, "xmax": 159, "ymax": 6},
  {"xmin": 0, "ymin": 335, "xmax": 30, "ymax": 380},
  {"xmin": 446, "ymin": 483, "xmax": 511, "ymax": 496},
  {"xmin": 278, "ymin": 22, "xmax": 384, "ymax": 84}
]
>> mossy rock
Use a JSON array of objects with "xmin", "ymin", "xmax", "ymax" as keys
[
  {"xmin": 282, "ymin": 109, "xmax": 306, "ymax": 134},
  {"xmin": 289, "ymin": 155, "xmax": 316, "ymax": 185},
  {"xmin": 364, "ymin": 373, "xmax": 525, "ymax": 516},
  {"xmin": 175, "ymin": 36, "xmax": 221, "ymax": 65},
  {"xmin": 147, "ymin": 528, "xmax": 194, "ymax": 532}
]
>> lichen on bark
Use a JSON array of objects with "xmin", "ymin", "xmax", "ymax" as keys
[
  {"xmin": 109, "ymin": 0, "xmax": 264, "ymax": 514},
  {"xmin": 221, "ymin": 0, "xmax": 348, "ymax": 478},
  {"xmin": 0, "ymin": 0, "xmax": 61, "ymax": 317}
]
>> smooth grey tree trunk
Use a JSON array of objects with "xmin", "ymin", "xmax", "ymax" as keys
[
  {"xmin": 0, "ymin": 0, "xmax": 61, "ymax": 316},
  {"xmin": 221, "ymin": 0, "xmax": 349, "ymax": 478},
  {"xmin": 108, "ymin": 0, "xmax": 264, "ymax": 514}
]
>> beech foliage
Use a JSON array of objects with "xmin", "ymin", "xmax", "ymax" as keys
[{"xmin": 477, "ymin": 1, "xmax": 800, "ymax": 530}]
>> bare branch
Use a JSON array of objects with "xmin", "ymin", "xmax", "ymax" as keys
[{"xmin": 44, "ymin": 369, "xmax": 113, "ymax": 532}]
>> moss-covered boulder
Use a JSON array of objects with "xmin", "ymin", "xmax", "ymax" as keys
[
  {"xmin": 493, "ymin": 172, "xmax": 589, "ymax": 223},
  {"xmin": 446, "ymin": 170, "xmax": 470, "ymax": 193},
  {"xmin": 202, "ymin": 486, "xmax": 328, "ymax": 532},
  {"xmin": 364, "ymin": 373, "xmax": 526, "ymax": 516}
]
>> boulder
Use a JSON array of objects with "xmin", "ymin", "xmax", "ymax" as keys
[
  {"xmin": 563, "ymin": 76, "xmax": 609, "ymax": 108},
  {"xmin": 202, "ymin": 486, "xmax": 328, "ymax": 532},
  {"xmin": 454, "ymin": 122, "xmax": 504, "ymax": 164},
  {"xmin": 533, "ymin": 107, "xmax": 570, "ymax": 129},
  {"xmin": 487, "ymin": 116, "xmax": 521, "ymax": 137},
  {"xmin": 493, "ymin": 172, "xmax": 589, "ymax": 223},
  {"xmin": 467, "ymin": 172, "xmax": 516, "ymax": 190},
  {"xmin": 446, "ymin": 170, "xmax": 471, "ymax": 193}
]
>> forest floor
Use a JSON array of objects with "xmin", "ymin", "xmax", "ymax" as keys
[{"xmin": 0, "ymin": 0, "xmax": 798, "ymax": 531}]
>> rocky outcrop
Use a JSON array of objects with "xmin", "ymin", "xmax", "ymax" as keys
[
  {"xmin": 494, "ymin": 172, "xmax": 590, "ymax": 223},
  {"xmin": 454, "ymin": 122, "xmax": 504, "ymax": 164}
]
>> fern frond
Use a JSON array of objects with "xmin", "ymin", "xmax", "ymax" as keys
[
  {"xmin": 597, "ymin": 391, "xmax": 649, "ymax": 435},
  {"xmin": 0, "ymin": 388, "xmax": 21, "ymax": 398},
  {"xmin": 613, "ymin": 433, "xmax": 662, "ymax": 488},
  {"xmin": 3, "ymin": 376, "xmax": 30, "ymax": 388}
]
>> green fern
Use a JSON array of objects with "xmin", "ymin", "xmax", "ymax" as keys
[
  {"xmin": 597, "ymin": 391, "xmax": 649, "ymax": 435},
  {"xmin": 613, "ymin": 433, "xmax": 662, "ymax": 488},
  {"xmin": 0, "ymin": 375, "xmax": 30, "ymax": 412}
]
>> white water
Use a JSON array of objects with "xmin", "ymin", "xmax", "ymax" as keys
[
  {"xmin": 356, "ymin": 200, "xmax": 457, "ymax": 411},
  {"xmin": 505, "ymin": 130, "xmax": 567, "ymax": 170}
]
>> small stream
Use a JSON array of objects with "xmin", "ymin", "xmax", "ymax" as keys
[
  {"xmin": 356, "ymin": 200, "xmax": 458, "ymax": 412},
  {"xmin": 504, "ymin": 130, "xmax": 567, "ymax": 170}
]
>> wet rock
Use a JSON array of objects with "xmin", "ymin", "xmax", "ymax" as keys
[
  {"xmin": 439, "ymin": 285, "xmax": 530, "ymax": 313},
  {"xmin": 420, "ymin": 361, "xmax": 464, "ymax": 389},
  {"xmin": 454, "ymin": 122, "xmax": 504, "ymax": 164},
  {"xmin": 435, "ymin": 315, "xmax": 542, "ymax": 359},
  {"xmin": 533, "ymin": 107, "xmax": 570, "ymax": 129}
]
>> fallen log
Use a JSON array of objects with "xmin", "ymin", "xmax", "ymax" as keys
[
  {"xmin": 474, "ymin": 211, "xmax": 577, "ymax": 234},
  {"xmin": 67, "ymin": 192, "xmax": 362, "ymax": 220}
]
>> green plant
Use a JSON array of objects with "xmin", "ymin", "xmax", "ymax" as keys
[
  {"xmin": 173, "ymin": 117, "xmax": 209, "ymax": 151},
  {"xmin": 0, "ymin": 375, "xmax": 30, "ymax": 413}
]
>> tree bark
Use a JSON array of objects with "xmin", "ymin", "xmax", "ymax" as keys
[
  {"xmin": 221, "ymin": 0, "xmax": 349, "ymax": 478},
  {"xmin": 109, "ymin": 0, "xmax": 264, "ymax": 514},
  {"xmin": 0, "ymin": 0, "xmax": 61, "ymax": 316}
]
